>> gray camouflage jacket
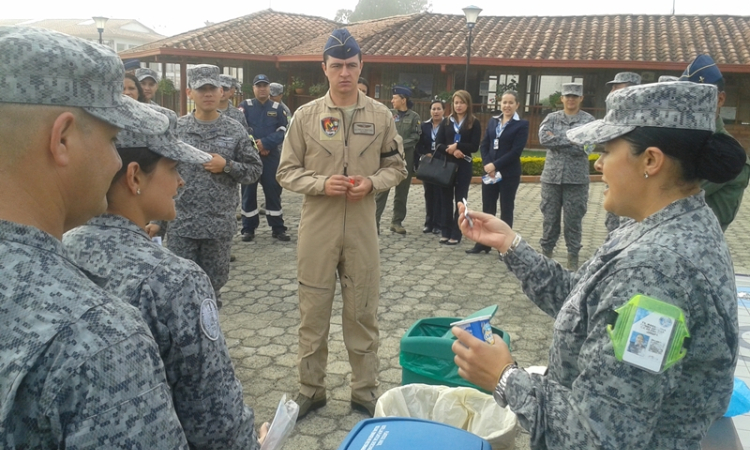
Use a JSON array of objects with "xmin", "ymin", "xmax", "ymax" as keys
[
  {"xmin": 0, "ymin": 220, "xmax": 188, "ymax": 449},
  {"xmin": 538, "ymin": 110, "xmax": 595, "ymax": 184},
  {"xmin": 220, "ymin": 104, "xmax": 250, "ymax": 132},
  {"xmin": 63, "ymin": 214, "xmax": 260, "ymax": 450},
  {"xmin": 503, "ymin": 193, "xmax": 737, "ymax": 449},
  {"xmin": 173, "ymin": 113, "xmax": 262, "ymax": 239}
]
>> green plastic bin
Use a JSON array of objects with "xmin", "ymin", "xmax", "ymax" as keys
[{"xmin": 399, "ymin": 316, "xmax": 511, "ymax": 394}]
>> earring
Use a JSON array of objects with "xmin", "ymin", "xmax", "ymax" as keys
[
  {"xmin": 644, "ymin": 172, "xmax": 649, "ymax": 179},
  {"xmin": 137, "ymin": 188, "xmax": 142, "ymax": 195}
]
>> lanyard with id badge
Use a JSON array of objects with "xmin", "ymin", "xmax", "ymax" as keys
[{"xmin": 607, "ymin": 294, "xmax": 690, "ymax": 373}]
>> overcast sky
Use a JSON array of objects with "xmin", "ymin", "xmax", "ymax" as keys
[{"xmin": 5, "ymin": 0, "xmax": 750, "ymax": 37}]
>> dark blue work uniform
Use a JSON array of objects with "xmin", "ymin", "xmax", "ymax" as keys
[{"xmin": 238, "ymin": 98, "xmax": 288, "ymax": 235}]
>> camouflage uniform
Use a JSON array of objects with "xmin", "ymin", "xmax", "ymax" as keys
[
  {"xmin": 220, "ymin": 103, "xmax": 250, "ymax": 132},
  {"xmin": 0, "ymin": 220, "xmax": 188, "ymax": 449},
  {"xmin": 63, "ymin": 214, "xmax": 260, "ymax": 450},
  {"xmin": 375, "ymin": 108, "xmax": 421, "ymax": 229},
  {"xmin": 169, "ymin": 113, "xmax": 262, "ymax": 296},
  {"xmin": 538, "ymin": 109, "xmax": 595, "ymax": 256},
  {"xmin": 502, "ymin": 193, "xmax": 736, "ymax": 449}
]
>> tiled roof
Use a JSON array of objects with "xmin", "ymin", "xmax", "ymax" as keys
[
  {"xmin": 120, "ymin": 11, "xmax": 750, "ymax": 69},
  {"xmin": 0, "ymin": 18, "xmax": 164, "ymax": 42},
  {"xmin": 119, "ymin": 10, "xmax": 337, "ymax": 56}
]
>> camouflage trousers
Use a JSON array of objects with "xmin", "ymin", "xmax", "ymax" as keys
[
  {"xmin": 605, "ymin": 211, "xmax": 622, "ymax": 233},
  {"xmin": 539, "ymin": 182, "xmax": 588, "ymax": 255},
  {"xmin": 166, "ymin": 234, "xmax": 232, "ymax": 298},
  {"xmin": 375, "ymin": 146, "xmax": 415, "ymax": 227}
]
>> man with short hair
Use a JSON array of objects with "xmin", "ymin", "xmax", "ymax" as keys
[
  {"xmin": 136, "ymin": 67, "xmax": 160, "ymax": 104},
  {"xmin": 277, "ymin": 28, "xmax": 407, "ymax": 420},
  {"xmin": 219, "ymin": 74, "xmax": 250, "ymax": 131},
  {"xmin": 269, "ymin": 82, "xmax": 292, "ymax": 118},
  {"xmin": 0, "ymin": 26, "xmax": 188, "ymax": 448},
  {"xmin": 238, "ymin": 74, "xmax": 290, "ymax": 242},
  {"xmin": 169, "ymin": 64, "xmax": 262, "ymax": 305},
  {"xmin": 680, "ymin": 54, "xmax": 750, "ymax": 231}
]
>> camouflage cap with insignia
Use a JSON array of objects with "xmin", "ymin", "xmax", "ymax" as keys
[
  {"xmin": 562, "ymin": 83, "xmax": 583, "ymax": 96},
  {"xmin": 269, "ymin": 82, "xmax": 284, "ymax": 97},
  {"xmin": 117, "ymin": 104, "xmax": 211, "ymax": 164},
  {"xmin": 219, "ymin": 74, "xmax": 235, "ymax": 89},
  {"xmin": 0, "ymin": 26, "xmax": 168, "ymax": 134},
  {"xmin": 606, "ymin": 72, "xmax": 641, "ymax": 86},
  {"xmin": 136, "ymin": 67, "xmax": 160, "ymax": 83},
  {"xmin": 323, "ymin": 28, "xmax": 361, "ymax": 59},
  {"xmin": 679, "ymin": 54, "xmax": 723, "ymax": 86},
  {"xmin": 188, "ymin": 64, "xmax": 221, "ymax": 89},
  {"xmin": 567, "ymin": 82, "xmax": 717, "ymax": 145}
]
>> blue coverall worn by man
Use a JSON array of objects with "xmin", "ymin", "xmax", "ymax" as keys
[{"xmin": 238, "ymin": 74, "xmax": 290, "ymax": 242}]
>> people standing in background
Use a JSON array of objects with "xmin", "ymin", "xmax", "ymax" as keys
[
  {"xmin": 375, "ymin": 86, "xmax": 421, "ymax": 234},
  {"xmin": 124, "ymin": 72, "xmax": 146, "ymax": 102},
  {"xmin": 537, "ymin": 82, "xmax": 595, "ymax": 270},
  {"xmin": 238, "ymin": 74, "xmax": 290, "ymax": 242},
  {"xmin": 679, "ymin": 54, "xmax": 750, "ymax": 232},
  {"xmin": 218, "ymin": 74, "xmax": 250, "ymax": 131},
  {"xmin": 169, "ymin": 65, "xmax": 262, "ymax": 306},
  {"xmin": 603, "ymin": 72, "xmax": 641, "ymax": 233},
  {"xmin": 467, "ymin": 90, "xmax": 529, "ymax": 254},
  {"xmin": 136, "ymin": 67, "xmax": 160, "ymax": 104},
  {"xmin": 358, "ymin": 77, "xmax": 369, "ymax": 96},
  {"xmin": 415, "ymin": 97, "xmax": 446, "ymax": 235},
  {"xmin": 435, "ymin": 89, "xmax": 481, "ymax": 245}
]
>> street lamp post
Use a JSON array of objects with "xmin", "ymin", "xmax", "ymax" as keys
[
  {"xmin": 462, "ymin": 5, "xmax": 482, "ymax": 91},
  {"xmin": 93, "ymin": 16, "xmax": 108, "ymax": 45}
]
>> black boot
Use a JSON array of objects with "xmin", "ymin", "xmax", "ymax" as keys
[{"xmin": 465, "ymin": 243, "xmax": 491, "ymax": 254}]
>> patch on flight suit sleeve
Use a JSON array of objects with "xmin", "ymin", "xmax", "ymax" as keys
[
  {"xmin": 200, "ymin": 298, "xmax": 221, "ymax": 341},
  {"xmin": 319, "ymin": 113, "xmax": 343, "ymax": 141}
]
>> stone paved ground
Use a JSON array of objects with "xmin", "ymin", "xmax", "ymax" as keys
[{"xmin": 221, "ymin": 182, "xmax": 750, "ymax": 449}]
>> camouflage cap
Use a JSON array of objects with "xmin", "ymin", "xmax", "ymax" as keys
[
  {"xmin": 562, "ymin": 83, "xmax": 583, "ymax": 96},
  {"xmin": 136, "ymin": 67, "xmax": 160, "ymax": 83},
  {"xmin": 188, "ymin": 64, "xmax": 221, "ymax": 89},
  {"xmin": 567, "ymin": 82, "xmax": 717, "ymax": 145},
  {"xmin": 117, "ymin": 104, "xmax": 211, "ymax": 164},
  {"xmin": 658, "ymin": 75, "xmax": 680, "ymax": 82},
  {"xmin": 219, "ymin": 74, "xmax": 235, "ymax": 89},
  {"xmin": 606, "ymin": 72, "xmax": 641, "ymax": 86},
  {"xmin": 0, "ymin": 26, "xmax": 168, "ymax": 134},
  {"xmin": 269, "ymin": 82, "xmax": 284, "ymax": 97}
]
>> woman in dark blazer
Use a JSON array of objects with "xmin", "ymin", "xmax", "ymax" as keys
[
  {"xmin": 467, "ymin": 90, "xmax": 529, "ymax": 254},
  {"xmin": 415, "ymin": 98, "xmax": 446, "ymax": 234},
  {"xmin": 435, "ymin": 90, "xmax": 482, "ymax": 245}
]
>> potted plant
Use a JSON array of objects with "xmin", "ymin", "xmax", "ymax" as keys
[
  {"xmin": 308, "ymin": 82, "xmax": 327, "ymax": 97},
  {"xmin": 290, "ymin": 77, "xmax": 305, "ymax": 94}
]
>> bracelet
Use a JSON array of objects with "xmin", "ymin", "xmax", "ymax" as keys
[
  {"xmin": 493, "ymin": 362, "xmax": 519, "ymax": 408},
  {"xmin": 499, "ymin": 233, "xmax": 522, "ymax": 258}
]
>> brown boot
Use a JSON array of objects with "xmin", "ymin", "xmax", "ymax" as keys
[
  {"xmin": 295, "ymin": 392, "xmax": 326, "ymax": 421},
  {"xmin": 567, "ymin": 253, "xmax": 579, "ymax": 271}
]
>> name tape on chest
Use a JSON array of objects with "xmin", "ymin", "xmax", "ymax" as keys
[{"xmin": 353, "ymin": 122, "xmax": 375, "ymax": 135}]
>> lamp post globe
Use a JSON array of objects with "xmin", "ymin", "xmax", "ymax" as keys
[{"xmin": 93, "ymin": 16, "xmax": 108, "ymax": 45}]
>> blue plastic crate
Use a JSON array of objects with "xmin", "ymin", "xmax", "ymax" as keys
[{"xmin": 336, "ymin": 417, "xmax": 491, "ymax": 450}]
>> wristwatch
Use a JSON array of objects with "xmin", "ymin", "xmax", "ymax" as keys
[
  {"xmin": 223, "ymin": 160, "xmax": 232, "ymax": 174},
  {"xmin": 499, "ymin": 233, "xmax": 522, "ymax": 259},
  {"xmin": 493, "ymin": 363, "xmax": 519, "ymax": 408}
]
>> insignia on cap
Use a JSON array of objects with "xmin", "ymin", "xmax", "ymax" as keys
[{"xmin": 323, "ymin": 29, "xmax": 361, "ymax": 59}]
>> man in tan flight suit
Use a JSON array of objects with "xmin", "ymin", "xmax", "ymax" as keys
[{"xmin": 277, "ymin": 28, "xmax": 406, "ymax": 420}]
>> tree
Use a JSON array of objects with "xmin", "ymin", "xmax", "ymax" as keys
[
  {"xmin": 334, "ymin": 9, "xmax": 353, "ymax": 23},
  {"xmin": 348, "ymin": 0, "xmax": 430, "ymax": 22}
]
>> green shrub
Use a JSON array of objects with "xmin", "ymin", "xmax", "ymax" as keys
[{"xmin": 472, "ymin": 153, "xmax": 600, "ymax": 176}]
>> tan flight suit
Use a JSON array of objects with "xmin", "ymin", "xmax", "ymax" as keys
[{"xmin": 277, "ymin": 91, "xmax": 406, "ymax": 402}]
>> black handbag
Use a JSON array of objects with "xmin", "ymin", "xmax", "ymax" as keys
[{"xmin": 416, "ymin": 154, "xmax": 457, "ymax": 188}]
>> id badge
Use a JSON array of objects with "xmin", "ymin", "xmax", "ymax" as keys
[
  {"xmin": 606, "ymin": 294, "xmax": 690, "ymax": 374},
  {"xmin": 454, "ymin": 134, "xmax": 461, "ymax": 144},
  {"xmin": 494, "ymin": 139, "xmax": 499, "ymax": 150},
  {"xmin": 431, "ymin": 142, "xmax": 436, "ymax": 151}
]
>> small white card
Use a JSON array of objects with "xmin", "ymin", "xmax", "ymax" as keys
[{"xmin": 622, "ymin": 307, "xmax": 675, "ymax": 373}]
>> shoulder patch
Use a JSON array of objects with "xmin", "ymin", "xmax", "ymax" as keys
[{"xmin": 200, "ymin": 298, "xmax": 220, "ymax": 341}]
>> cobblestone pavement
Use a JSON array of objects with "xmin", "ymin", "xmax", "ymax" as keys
[{"xmin": 221, "ymin": 182, "xmax": 750, "ymax": 449}]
